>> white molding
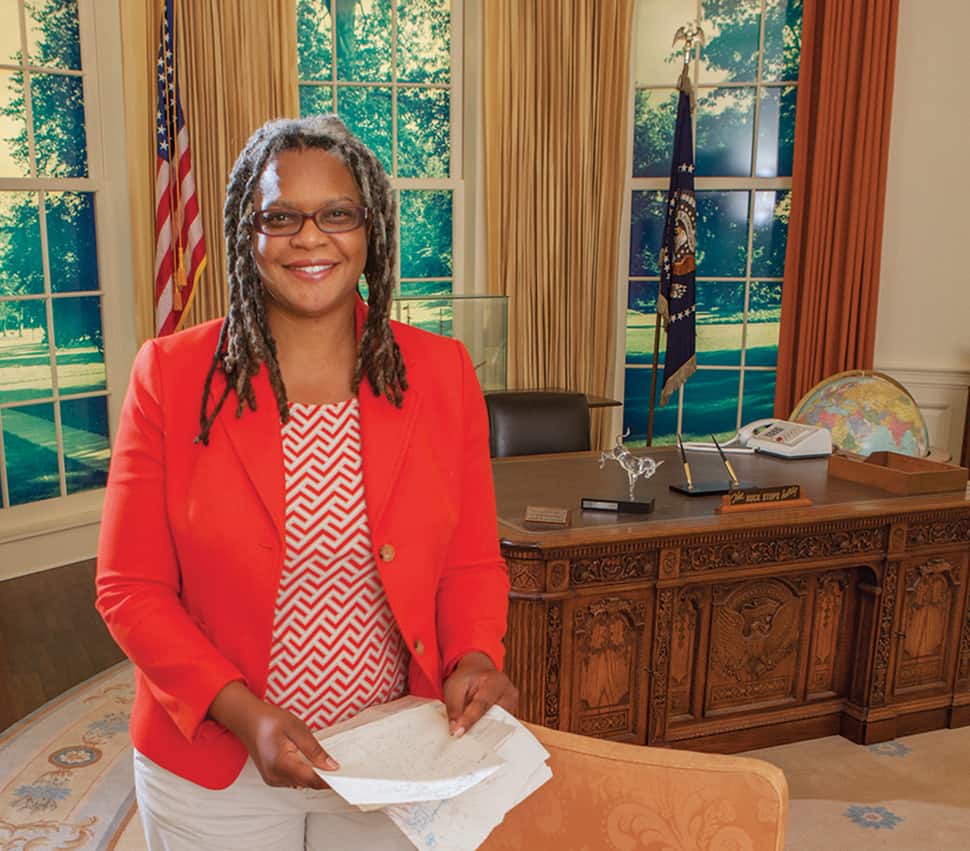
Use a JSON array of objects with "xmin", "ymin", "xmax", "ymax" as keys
[
  {"xmin": 876, "ymin": 364, "xmax": 970, "ymax": 462},
  {"xmin": 0, "ymin": 520, "xmax": 99, "ymax": 581},
  {"xmin": 874, "ymin": 366, "xmax": 970, "ymax": 388},
  {"xmin": 0, "ymin": 488, "xmax": 103, "ymax": 580}
]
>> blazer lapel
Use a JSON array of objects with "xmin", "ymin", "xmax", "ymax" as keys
[
  {"xmin": 354, "ymin": 298, "xmax": 421, "ymax": 531},
  {"xmin": 214, "ymin": 366, "xmax": 286, "ymax": 543},
  {"xmin": 358, "ymin": 382, "xmax": 422, "ymax": 533}
]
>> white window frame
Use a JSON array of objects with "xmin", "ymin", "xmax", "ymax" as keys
[
  {"xmin": 613, "ymin": 0, "xmax": 797, "ymax": 441},
  {"xmin": 0, "ymin": 0, "xmax": 137, "ymax": 579},
  {"xmin": 296, "ymin": 0, "xmax": 472, "ymax": 297}
]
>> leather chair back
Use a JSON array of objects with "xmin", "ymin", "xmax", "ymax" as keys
[{"xmin": 485, "ymin": 391, "xmax": 591, "ymax": 458}]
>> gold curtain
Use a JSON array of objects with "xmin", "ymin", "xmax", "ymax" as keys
[
  {"xmin": 483, "ymin": 0, "xmax": 634, "ymax": 448},
  {"xmin": 121, "ymin": 0, "xmax": 299, "ymax": 344}
]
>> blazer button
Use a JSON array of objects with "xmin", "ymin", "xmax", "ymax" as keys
[
  {"xmin": 413, "ymin": 638, "xmax": 425, "ymax": 656},
  {"xmin": 379, "ymin": 544, "xmax": 396, "ymax": 563}
]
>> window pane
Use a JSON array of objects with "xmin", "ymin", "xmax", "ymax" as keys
[
  {"xmin": 633, "ymin": 88, "xmax": 677, "ymax": 177},
  {"xmin": 700, "ymin": 0, "xmax": 762, "ymax": 83},
  {"xmin": 397, "ymin": 0, "xmax": 450, "ymax": 84},
  {"xmin": 623, "ymin": 366, "xmax": 677, "ymax": 444},
  {"xmin": 335, "ymin": 0, "xmax": 392, "ymax": 82},
  {"xmin": 751, "ymin": 190, "xmax": 789, "ymax": 278},
  {"xmin": 61, "ymin": 394, "xmax": 109, "ymax": 494},
  {"xmin": 629, "ymin": 190, "xmax": 666, "ymax": 276},
  {"xmin": 297, "ymin": 0, "xmax": 333, "ymax": 80},
  {"xmin": 680, "ymin": 369, "xmax": 740, "ymax": 441},
  {"xmin": 0, "ymin": 70, "xmax": 29, "ymax": 177},
  {"xmin": 696, "ymin": 281, "xmax": 743, "ymax": 366},
  {"xmin": 0, "ymin": 6, "xmax": 20, "ymax": 65},
  {"xmin": 3, "ymin": 401, "xmax": 59, "ymax": 504},
  {"xmin": 696, "ymin": 87, "xmax": 755, "ymax": 177},
  {"xmin": 741, "ymin": 370, "xmax": 777, "ymax": 423},
  {"xmin": 745, "ymin": 281, "xmax": 782, "ymax": 366},
  {"xmin": 756, "ymin": 86, "xmax": 796, "ymax": 177},
  {"xmin": 32, "ymin": 72, "xmax": 88, "ymax": 177},
  {"xmin": 0, "ymin": 299, "xmax": 51, "ymax": 403},
  {"xmin": 696, "ymin": 190, "xmax": 748, "ymax": 277},
  {"xmin": 397, "ymin": 87, "xmax": 449, "ymax": 178},
  {"xmin": 52, "ymin": 296, "xmax": 105, "ymax": 394},
  {"xmin": 763, "ymin": 0, "xmax": 803, "ymax": 82},
  {"xmin": 394, "ymin": 295, "xmax": 452, "ymax": 334},
  {"xmin": 337, "ymin": 85, "xmax": 392, "ymax": 173},
  {"xmin": 299, "ymin": 84, "xmax": 334, "ymax": 116},
  {"xmin": 26, "ymin": 0, "xmax": 81, "ymax": 70},
  {"xmin": 0, "ymin": 192, "xmax": 43, "ymax": 296},
  {"xmin": 400, "ymin": 189, "xmax": 452, "ymax": 278},
  {"xmin": 398, "ymin": 280, "xmax": 451, "ymax": 297},
  {"xmin": 626, "ymin": 280, "xmax": 659, "ymax": 366},
  {"xmin": 46, "ymin": 192, "xmax": 98, "ymax": 293}
]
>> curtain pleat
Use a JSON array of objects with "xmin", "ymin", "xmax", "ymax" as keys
[
  {"xmin": 120, "ymin": 0, "xmax": 299, "ymax": 344},
  {"xmin": 484, "ymin": 0, "xmax": 634, "ymax": 448},
  {"xmin": 773, "ymin": 0, "xmax": 899, "ymax": 415}
]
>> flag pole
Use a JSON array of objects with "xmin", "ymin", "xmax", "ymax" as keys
[
  {"xmin": 645, "ymin": 21, "xmax": 703, "ymax": 446},
  {"xmin": 646, "ymin": 318, "xmax": 661, "ymax": 446}
]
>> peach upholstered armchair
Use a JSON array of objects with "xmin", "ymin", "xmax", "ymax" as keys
[{"xmin": 482, "ymin": 724, "xmax": 788, "ymax": 851}]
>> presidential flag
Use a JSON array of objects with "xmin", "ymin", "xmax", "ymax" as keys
[
  {"xmin": 154, "ymin": 0, "xmax": 206, "ymax": 337},
  {"xmin": 657, "ymin": 73, "xmax": 697, "ymax": 405}
]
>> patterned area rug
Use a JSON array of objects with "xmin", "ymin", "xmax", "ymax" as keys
[
  {"xmin": 3, "ymin": 661, "xmax": 969, "ymax": 850},
  {"xmin": 746, "ymin": 727, "xmax": 970, "ymax": 850},
  {"xmin": 0, "ymin": 662, "xmax": 142, "ymax": 850}
]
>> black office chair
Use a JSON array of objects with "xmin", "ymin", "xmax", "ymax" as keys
[{"xmin": 484, "ymin": 391, "xmax": 591, "ymax": 458}]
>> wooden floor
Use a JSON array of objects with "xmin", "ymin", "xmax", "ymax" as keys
[{"xmin": 0, "ymin": 558, "xmax": 124, "ymax": 731}]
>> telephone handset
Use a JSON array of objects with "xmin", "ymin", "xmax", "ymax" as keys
[{"xmin": 732, "ymin": 418, "xmax": 833, "ymax": 459}]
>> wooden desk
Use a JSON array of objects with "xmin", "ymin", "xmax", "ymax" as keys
[{"xmin": 493, "ymin": 447, "xmax": 970, "ymax": 752}]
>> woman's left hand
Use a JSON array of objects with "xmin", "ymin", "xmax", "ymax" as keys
[{"xmin": 442, "ymin": 651, "xmax": 518, "ymax": 737}]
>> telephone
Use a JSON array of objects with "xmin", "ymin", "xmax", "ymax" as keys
[{"xmin": 731, "ymin": 418, "xmax": 833, "ymax": 459}]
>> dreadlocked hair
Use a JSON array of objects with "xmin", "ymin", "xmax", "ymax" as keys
[{"xmin": 195, "ymin": 114, "xmax": 406, "ymax": 446}]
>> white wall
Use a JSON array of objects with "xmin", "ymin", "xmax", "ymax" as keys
[
  {"xmin": 876, "ymin": 0, "xmax": 970, "ymax": 458},
  {"xmin": 877, "ymin": 0, "xmax": 970, "ymax": 374}
]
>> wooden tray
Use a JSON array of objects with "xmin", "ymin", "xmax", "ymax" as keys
[{"xmin": 828, "ymin": 450, "xmax": 968, "ymax": 495}]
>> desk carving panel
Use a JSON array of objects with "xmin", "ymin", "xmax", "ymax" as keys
[{"xmin": 495, "ymin": 449, "xmax": 970, "ymax": 752}]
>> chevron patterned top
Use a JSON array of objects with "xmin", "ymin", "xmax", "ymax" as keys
[{"xmin": 263, "ymin": 399, "xmax": 408, "ymax": 731}]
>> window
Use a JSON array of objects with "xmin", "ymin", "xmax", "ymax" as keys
[
  {"xmin": 296, "ymin": 0, "xmax": 460, "ymax": 329},
  {"xmin": 622, "ymin": 0, "xmax": 802, "ymax": 444},
  {"xmin": 0, "ymin": 0, "xmax": 113, "ymax": 509}
]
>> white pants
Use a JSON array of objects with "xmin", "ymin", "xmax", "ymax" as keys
[{"xmin": 133, "ymin": 750, "xmax": 412, "ymax": 850}]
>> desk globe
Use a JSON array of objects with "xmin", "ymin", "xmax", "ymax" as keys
[{"xmin": 790, "ymin": 370, "xmax": 930, "ymax": 457}]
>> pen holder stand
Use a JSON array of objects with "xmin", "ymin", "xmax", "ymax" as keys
[{"xmin": 669, "ymin": 481, "xmax": 755, "ymax": 496}]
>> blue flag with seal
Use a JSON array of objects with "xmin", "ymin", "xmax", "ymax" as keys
[{"xmin": 657, "ymin": 71, "xmax": 697, "ymax": 406}]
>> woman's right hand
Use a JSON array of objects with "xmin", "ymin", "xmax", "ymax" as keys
[{"xmin": 208, "ymin": 681, "xmax": 338, "ymax": 789}]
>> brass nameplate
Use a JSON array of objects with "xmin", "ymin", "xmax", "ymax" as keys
[
  {"xmin": 524, "ymin": 505, "xmax": 571, "ymax": 526},
  {"xmin": 725, "ymin": 484, "xmax": 801, "ymax": 506}
]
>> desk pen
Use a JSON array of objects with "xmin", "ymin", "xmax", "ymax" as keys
[
  {"xmin": 676, "ymin": 433, "xmax": 694, "ymax": 490},
  {"xmin": 711, "ymin": 434, "xmax": 740, "ymax": 487}
]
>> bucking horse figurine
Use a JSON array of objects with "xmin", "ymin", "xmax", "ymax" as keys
[{"xmin": 599, "ymin": 430, "xmax": 663, "ymax": 501}]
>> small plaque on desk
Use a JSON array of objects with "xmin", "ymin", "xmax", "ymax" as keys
[
  {"xmin": 725, "ymin": 484, "xmax": 802, "ymax": 505},
  {"xmin": 524, "ymin": 505, "xmax": 571, "ymax": 526},
  {"xmin": 716, "ymin": 484, "xmax": 813, "ymax": 513},
  {"xmin": 581, "ymin": 496, "xmax": 655, "ymax": 515}
]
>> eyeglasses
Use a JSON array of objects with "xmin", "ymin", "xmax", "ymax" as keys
[{"xmin": 252, "ymin": 203, "xmax": 369, "ymax": 236}]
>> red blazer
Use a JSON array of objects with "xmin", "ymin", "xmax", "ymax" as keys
[{"xmin": 96, "ymin": 300, "xmax": 510, "ymax": 789}]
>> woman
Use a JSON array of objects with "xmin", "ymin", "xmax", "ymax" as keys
[{"xmin": 96, "ymin": 115, "xmax": 516, "ymax": 849}]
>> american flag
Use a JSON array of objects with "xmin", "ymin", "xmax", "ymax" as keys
[{"xmin": 154, "ymin": 0, "xmax": 206, "ymax": 337}]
